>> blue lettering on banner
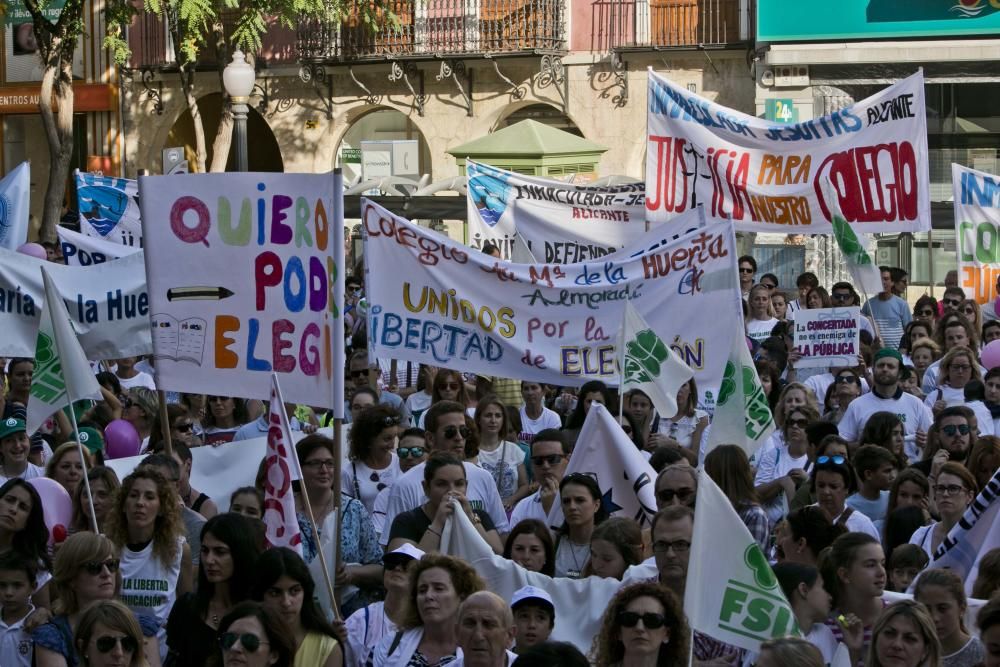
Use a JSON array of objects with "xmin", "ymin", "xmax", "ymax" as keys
[
  {"xmin": 961, "ymin": 171, "xmax": 1000, "ymax": 208},
  {"xmin": 370, "ymin": 307, "xmax": 503, "ymax": 364}
]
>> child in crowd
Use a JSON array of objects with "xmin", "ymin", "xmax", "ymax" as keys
[
  {"xmin": 511, "ymin": 586, "xmax": 556, "ymax": 654},
  {"xmin": 887, "ymin": 544, "xmax": 929, "ymax": 593},
  {"xmin": 846, "ymin": 445, "xmax": 898, "ymax": 523},
  {"xmin": 0, "ymin": 551, "xmax": 36, "ymax": 667}
]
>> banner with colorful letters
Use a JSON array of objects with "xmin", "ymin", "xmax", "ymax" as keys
[
  {"xmin": 646, "ymin": 70, "xmax": 931, "ymax": 234},
  {"xmin": 953, "ymin": 163, "xmax": 1000, "ymax": 306}
]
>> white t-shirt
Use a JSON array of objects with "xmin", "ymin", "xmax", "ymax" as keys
[
  {"xmin": 0, "ymin": 463, "xmax": 45, "ymax": 486},
  {"xmin": 922, "ymin": 360, "xmax": 988, "ymax": 394},
  {"xmin": 380, "ymin": 461, "xmax": 509, "ymax": 547},
  {"xmin": 827, "ymin": 505, "xmax": 881, "ymax": 540},
  {"xmin": 343, "ymin": 600, "xmax": 397, "ymax": 667},
  {"xmin": 837, "ymin": 389, "xmax": 933, "ymax": 462},
  {"xmin": 342, "ymin": 455, "xmax": 401, "ymax": 516},
  {"xmin": 118, "ymin": 371, "xmax": 157, "ymax": 391},
  {"xmin": 909, "ymin": 523, "xmax": 937, "ymax": 558},
  {"xmin": 660, "ymin": 410, "xmax": 708, "ymax": 449},
  {"xmin": 371, "ymin": 485, "xmax": 391, "ymax": 538},
  {"xmin": 517, "ymin": 406, "xmax": 562, "ymax": 443},
  {"xmin": 806, "ymin": 622, "xmax": 842, "ymax": 665},
  {"xmin": 0, "ymin": 603, "xmax": 33, "ymax": 667},
  {"xmin": 754, "ymin": 444, "xmax": 809, "ymax": 525},
  {"xmin": 923, "ymin": 384, "xmax": 965, "ymax": 409},
  {"xmin": 968, "ymin": 401, "xmax": 997, "ymax": 437},
  {"xmin": 746, "ymin": 317, "xmax": 778, "ymax": 343},
  {"xmin": 476, "ymin": 441, "xmax": 525, "ymax": 502},
  {"xmin": 119, "ymin": 537, "xmax": 184, "ymax": 660},
  {"xmin": 405, "ymin": 391, "xmax": 433, "ymax": 426},
  {"xmin": 509, "ymin": 489, "xmax": 548, "ymax": 529}
]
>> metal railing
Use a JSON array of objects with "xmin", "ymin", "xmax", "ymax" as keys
[
  {"xmin": 593, "ymin": 0, "xmax": 752, "ymax": 51},
  {"xmin": 298, "ymin": 0, "xmax": 564, "ymax": 62}
]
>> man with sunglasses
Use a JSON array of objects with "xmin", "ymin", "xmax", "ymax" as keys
[
  {"xmin": 379, "ymin": 401, "xmax": 508, "ymax": 548},
  {"xmin": 911, "ymin": 407, "xmax": 974, "ymax": 480},
  {"xmin": 347, "ymin": 350, "xmax": 411, "ymax": 426},
  {"xmin": 738, "ymin": 255, "xmax": 756, "ymax": 298},
  {"xmin": 830, "ymin": 282, "xmax": 876, "ymax": 340},
  {"xmin": 509, "ymin": 429, "xmax": 569, "ymax": 528},
  {"xmin": 860, "ymin": 268, "xmax": 911, "ymax": 350},
  {"xmin": 654, "ymin": 463, "xmax": 697, "ymax": 511},
  {"xmin": 838, "ymin": 348, "xmax": 932, "ymax": 463},
  {"xmin": 371, "ymin": 428, "xmax": 428, "ymax": 538}
]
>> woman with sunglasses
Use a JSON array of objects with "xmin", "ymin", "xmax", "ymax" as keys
[
  {"xmin": 214, "ymin": 601, "xmax": 296, "ymax": 667},
  {"xmin": 912, "ymin": 295, "xmax": 939, "ymax": 328},
  {"xmin": 503, "ymin": 519, "xmax": 556, "ymax": 576},
  {"xmin": 202, "ymin": 396, "xmax": 249, "ymax": 446},
  {"xmin": 71, "ymin": 466, "xmax": 121, "ymax": 536},
  {"xmin": 925, "ymin": 346, "xmax": 981, "ymax": 416},
  {"xmin": 590, "ymin": 582, "xmax": 689, "ymax": 667},
  {"xmin": 754, "ymin": 404, "xmax": 817, "ymax": 527},
  {"xmin": 415, "ymin": 370, "xmax": 471, "ymax": 429},
  {"xmin": 555, "ymin": 473, "xmax": 609, "ymax": 579},
  {"xmin": 960, "ymin": 299, "xmax": 983, "ymax": 335},
  {"xmin": 253, "ymin": 547, "xmax": 343, "ymax": 667},
  {"xmin": 810, "ymin": 455, "xmax": 880, "ymax": 539},
  {"xmin": 344, "ymin": 405, "xmax": 402, "ymax": 516},
  {"xmin": 74, "ymin": 601, "xmax": 148, "ymax": 667},
  {"xmin": 33, "ymin": 533, "xmax": 161, "ymax": 667},
  {"xmin": 910, "ymin": 461, "xmax": 977, "ymax": 558},
  {"xmin": 166, "ymin": 513, "xmax": 261, "ymax": 666},
  {"xmin": 474, "ymin": 395, "xmax": 529, "ymax": 511},
  {"xmin": 386, "ymin": 453, "xmax": 503, "ymax": 555},
  {"xmin": 823, "ymin": 369, "xmax": 863, "ymax": 425}
]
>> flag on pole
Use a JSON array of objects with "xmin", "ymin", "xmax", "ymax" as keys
[
  {"xmin": 263, "ymin": 375, "xmax": 303, "ymax": 555},
  {"xmin": 823, "ymin": 176, "xmax": 884, "ymax": 297},
  {"xmin": 510, "ymin": 232, "xmax": 538, "ymax": 264},
  {"xmin": 0, "ymin": 162, "xmax": 30, "ymax": 250},
  {"xmin": 27, "ymin": 269, "xmax": 103, "ymax": 434},
  {"xmin": 620, "ymin": 299, "xmax": 693, "ymax": 420},
  {"xmin": 546, "ymin": 403, "xmax": 658, "ymax": 534},
  {"xmin": 705, "ymin": 328, "xmax": 775, "ymax": 459},
  {"xmin": 685, "ymin": 469, "xmax": 799, "ymax": 653}
]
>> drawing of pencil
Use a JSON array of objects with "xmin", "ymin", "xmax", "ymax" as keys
[{"xmin": 166, "ymin": 286, "xmax": 235, "ymax": 301}]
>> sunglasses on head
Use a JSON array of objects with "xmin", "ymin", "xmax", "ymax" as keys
[
  {"xmin": 95, "ymin": 635, "xmax": 138, "ymax": 654},
  {"xmin": 442, "ymin": 425, "xmax": 471, "ymax": 440},
  {"xmin": 83, "ymin": 558, "xmax": 121, "ymax": 576},
  {"xmin": 941, "ymin": 423, "xmax": 970, "ymax": 436},
  {"xmin": 617, "ymin": 611, "xmax": 668, "ymax": 629},
  {"xmin": 397, "ymin": 446, "xmax": 425, "ymax": 459},
  {"xmin": 816, "ymin": 455, "xmax": 846, "ymax": 466},
  {"xmin": 220, "ymin": 632, "xmax": 269, "ymax": 653}
]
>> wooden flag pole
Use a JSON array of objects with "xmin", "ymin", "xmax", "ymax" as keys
[{"xmin": 157, "ymin": 390, "xmax": 174, "ymax": 459}]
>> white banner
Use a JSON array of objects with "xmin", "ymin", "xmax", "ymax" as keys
[
  {"xmin": 58, "ymin": 225, "xmax": 140, "ymax": 266},
  {"xmin": 954, "ymin": 163, "xmax": 1000, "ymax": 306},
  {"xmin": 466, "ymin": 160, "xmax": 648, "ymax": 262},
  {"xmin": 140, "ymin": 173, "xmax": 341, "ymax": 408},
  {"xmin": 791, "ymin": 307, "xmax": 862, "ymax": 369},
  {"xmin": 76, "ymin": 171, "xmax": 143, "ymax": 247},
  {"xmin": 0, "ymin": 248, "xmax": 152, "ymax": 359},
  {"xmin": 362, "ymin": 199, "xmax": 741, "ymax": 403},
  {"xmin": 646, "ymin": 71, "xmax": 931, "ymax": 234},
  {"xmin": 0, "ymin": 162, "xmax": 30, "ymax": 250}
]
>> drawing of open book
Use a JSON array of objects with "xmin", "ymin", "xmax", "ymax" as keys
[{"xmin": 151, "ymin": 313, "xmax": 207, "ymax": 365}]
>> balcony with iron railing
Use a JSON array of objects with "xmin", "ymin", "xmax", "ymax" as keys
[
  {"xmin": 297, "ymin": 0, "xmax": 564, "ymax": 62},
  {"xmin": 590, "ymin": 0, "xmax": 752, "ymax": 51}
]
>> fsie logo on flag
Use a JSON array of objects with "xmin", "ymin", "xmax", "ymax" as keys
[{"xmin": 718, "ymin": 545, "xmax": 799, "ymax": 640}]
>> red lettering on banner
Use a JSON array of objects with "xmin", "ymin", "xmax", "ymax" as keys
[
  {"xmin": 646, "ymin": 135, "xmax": 688, "ymax": 213},
  {"xmin": 814, "ymin": 141, "xmax": 919, "ymax": 224}
]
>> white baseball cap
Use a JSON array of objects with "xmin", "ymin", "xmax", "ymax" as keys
[
  {"xmin": 510, "ymin": 585, "xmax": 554, "ymax": 612},
  {"xmin": 384, "ymin": 543, "xmax": 425, "ymax": 565}
]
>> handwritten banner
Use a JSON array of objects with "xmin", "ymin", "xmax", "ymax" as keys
[
  {"xmin": 466, "ymin": 160, "xmax": 649, "ymax": 262},
  {"xmin": 954, "ymin": 163, "xmax": 1000, "ymax": 306},
  {"xmin": 362, "ymin": 199, "xmax": 740, "ymax": 408},
  {"xmin": 792, "ymin": 307, "xmax": 862, "ymax": 369},
  {"xmin": 58, "ymin": 225, "xmax": 140, "ymax": 266},
  {"xmin": 0, "ymin": 248, "xmax": 152, "ymax": 359},
  {"xmin": 140, "ymin": 173, "xmax": 340, "ymax": 408},
  {"xmin": 646, "ymin": 70, "xmax": 931, "ymax": 234}
]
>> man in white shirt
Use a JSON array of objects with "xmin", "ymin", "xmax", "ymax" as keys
[
  {"xmin": 0, "ymin": 419, "xmax": 44, "ymax": 483},
  {"xmin": 508, "ymin": 429, "xmax": 568, "ymax": 528},
  {"xmin": 113, "ymin": 356, "xmax": 157, "ymax": 391},
  {"xmin": 517, "ymin": 382, "xmax": 561, "ymax": 444},
  {"xmin": 921, "ymin": 315, "xmax": 985, "ymax": 394},
  {"xmin": 838, "ymin": 348, "xmax": 932, "ymax": 462},
  {"xmin": 380, "ymin": 401, "xmax": 508, "ymax": 547}
]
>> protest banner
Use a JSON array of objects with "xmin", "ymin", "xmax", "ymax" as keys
[
  {"xmin": 0, "ymin": 162, "xmax": 29, "ymax": 250},
  {"xmin": 466, "ymin": 160, "xmax": 648, "ymax": 262},
  {"xmin": 140, "ymin": 172, "xmax": 340, "ymax": 408},
  {"xmin": 646, "ymin": 70, "xmax": 931, "ymax": 234},
  {"xmin": 361, "ymin": 199, "xmax": 741, "ymax": 407},
  {"xmin": 954, "ymin": 163, "xmax": 1000, "ymax": 306},
  {"xmin": 58, "ymin": 225, "xmax": 140, "ymax": 266},
  {"xmin": 0, "ymin": 247, "xmax": 152, "ymax": 359},
  {"xmin": 76, "ymin": 170, "xmax": 143, "ymax": 247},
  {"xmin": 791, "ymin": 307, "xmax": 862, "ymax": 369}
]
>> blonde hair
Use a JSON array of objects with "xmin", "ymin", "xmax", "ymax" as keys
[
  {"xmin": 759, "ymin": 637, "xmax": 823, "ymax": 667},
  {"xmin": 52, "ymin": 532, "xmax": 119, "ymax": 615},
  {"xmin": 773, "ymin": 383, "xmax": 820, "ymax": 428},
  {"xmin": 45, "ymin": 442, "xmax": 94, "ymax": 480},
  {"xmin": 910, "ymin": 338, "xmax": 942, "ymax": 362},
  {"xmin": 76, "ymin": 600, "xmax": 147, "ymax": 667},
  {"xmin": 939, "ymin": 346, "xmax": 981, "ymax": 386},
  {"xmin": 866, "ymin": 600, "xmax": 941, "ymax": 667}
]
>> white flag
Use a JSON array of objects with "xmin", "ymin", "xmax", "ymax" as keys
[
  {"xmin": 263, "ymin": 375, "xmax": 303, "ymax": 555},
  {"xmin": 620, "ymin": 299, "xmax": 693, "ymax": 420},
  {"xmin": 0, "ymin": 162, "xmax": 30, "ymax": 250},
  {"xmin": 546, "ymin": 403, "xmax": 658, "ymax": 532},
  {"xmin": 706, "ymin": 326, "xmax": 775, "ymax": 459},
  {"xmin": 685, "ymin": 469, "xmax": 799, "ymax": 653},
  {"xmin": 27, "ymin": 269, "xmax": 102, "ymax": 433},
  {"xmin": 822, "ymin": 175, "xmax": 884, "ymax": 297},
  {"xmin": 510, "ymin": 232, "xmax": 539, "ymax": 264}
]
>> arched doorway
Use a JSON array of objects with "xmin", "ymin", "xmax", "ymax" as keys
[
  {"xmin": 166, "ymin": 93, "xmax": 283, "ymax": 172},
  {"xmin": 335, "ymin": 108, "xmax": 431, "ymax": 184},
  {"xmin": 496, "ymin": 103, "xmax": 583, "ymax": 136}
]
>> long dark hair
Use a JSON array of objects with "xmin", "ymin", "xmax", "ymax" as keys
[
  {"xmin": 566, "ymin": 381, "xmax": 614, "ymax": 430},
  {"xmin": 0, "ymin": 479, "xmax": 51, "ymax": 571},
  {"xmin": 196, "ymin": 514, "xmax": 262, "ymax": 616},
  {"xmin": 251, "ymin": 547, "xmax": 337, "ymax": 639},
  {"xmin": 557, "ymin": 474, "xmax": 609, "ymax": 537},
  {"xmin": 503, "ymin": 519, "xmax": 555, "ymax": 577}
]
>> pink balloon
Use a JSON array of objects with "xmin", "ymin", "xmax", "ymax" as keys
[
  {"xmin": 27, "ymin": 477, "xmax": 72, "ymax": 546},
  {"xmin": 104, "ymin": 419, "xmax": 141, "ymax": 459},
  {"xmin": 16, "ymin": 242, "xmax": 47, "ymax": 260},
  {"xmin": 983, "ymin": 340, "xmax": 1000, "ymax": 371}
]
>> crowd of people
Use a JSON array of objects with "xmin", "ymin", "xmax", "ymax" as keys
[{"xmin": 0, "ymin": 251, "xmax": 999, "ymax": 667}]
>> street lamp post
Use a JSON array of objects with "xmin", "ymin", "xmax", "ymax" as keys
[{"xmin": 222, "ymin": 49, "xmax": 256, "ymax": 172}]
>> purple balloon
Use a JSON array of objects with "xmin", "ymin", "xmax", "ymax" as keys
[
  {"xmin": 27, "ymin": 477, "xmax": 72, "ymax": 546},
  {"xmin": 984, "ymin": 340, "xmax": 1000, "ymax": 371},
  {"xmin": 104, "ymin": 419, "xmax": 141, "ymax": 459},
  {"xmin": 16, "ymin": 242, "xmax": 47, "ymax": 260}
]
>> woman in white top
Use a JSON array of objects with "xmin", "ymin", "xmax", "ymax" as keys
[
  {"xmin": 473, "ymin": 396, "xmax": 528, "ymax": 511},
  {"xmin": 925, "ymin": 346, "xmax": 980, "ymax": 416},
  {"xmin": 909, "ymin": 462, "xmax": 977, "ymax": 558},
  {"xmin": 343, "ymin": 404, "xmax": 402, "ymax": 516},
  {"xmin": 754, "ymin": 405, "xmax": 817, "ymax": 526},
  {"xmin": 745, "ymin": 284, "xmax": 779, "ymax": 343},
  {"xmin": 660, "ymin": 378, "xmax": 709, "ymax": 459},
  {"xmin": 809, "ymin": 456, "xmax": 879, "ymax": 539},
  {"xmin": 416, "ymin": 369, "xmax": 472, "ymax": 430}
]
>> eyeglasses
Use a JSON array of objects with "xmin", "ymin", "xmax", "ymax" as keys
[
  {"xmin": 397, "ymin": 446, "xmax": 425, "ymax": 459},
  {"xmin": 303, "ymin": 459, "xmax": 336, "ymax": 470},
  {"xmin": 174, "ymin": 422, "xmax": 194, "ymax": 433},
  {"xmin": 816, "ymin": 455, "xmax": 846, "ymax": 466},
  {"xmin": 530, "ymin": 454, "xmax": 564, "ymax": 467},
  {"xmin": 941, "ymin": 423, "xmax": 970, "ymax": 436},
  {"xmin": 442, "ymin": 425, "xmax": 471, "ymax": 440},
  {"xmin": 350, "ymin": 370, "xmax": 370, "ymax": 378},
  {"xmin": 220, "ymin": 632, "xmax": 269, "ymax": 653},
  {"xmin": 617, "ymin": 611, "xmax": 668, "ymax": 629},
  {"xmin": 917, "ymin": 309, "xmax": 935, "ymax": 316},
  {"xmin": 383, "ymin": 558, "xmax": 412, "ymax": 572},
  {"xmin": 834, "ymin": 376, "xmax": 860, "ymax": 385},
  {"xmin": 943, "ymin": 299, "xmax": 962, "ymax": 307},
  {"xmin": 656, "ymin": 488, "xmax": 695, "ymax": 504},
  {"xmin": 786, "ymin": 418, "xmax": 809, "ymax": 428},
  {"xmin": 934, "ymin": 484, "xmax": 968, "ymax": 496},
  {"xmin": 83, "ymin": 558, "xmax": 121, "ymax": 576},
  {"xmin": 739, "ymin": 268, "xmax": 754, "ymax": 274},
  {"xmin": 831, "ymin": 292, "xmax": 853, "ymax": 302},
  {"xmin": 95, "ymin": 635, "xmax": 138, "ymax": 654},
  {"xmin": 652, "ymin": 539, "xmax": 691, "ymax": 554},
  {"xmin": 440, "ymin": 382, "xmax": 462, "ymax": 391}
]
